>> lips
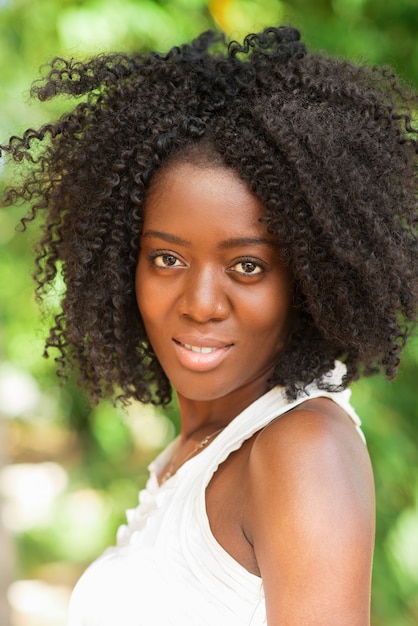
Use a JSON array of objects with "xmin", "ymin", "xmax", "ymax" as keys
[
  {"xmin": 172, "ymin": 337, "xmax": 232, "ymax": 372},
  {"xmin": 180, "ymin": 343, "xmax": 218, "ymax": 354}
]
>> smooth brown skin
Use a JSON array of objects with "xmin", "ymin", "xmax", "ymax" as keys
[{"xmin": 136, "ymin": 162, "xmax": 375, "ymax": 625}]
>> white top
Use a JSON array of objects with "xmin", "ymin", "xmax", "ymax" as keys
[{"xmin": 68, "ymin": 362, "xmax": 364, "ymax": 625}]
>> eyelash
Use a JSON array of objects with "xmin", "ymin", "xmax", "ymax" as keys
[
  {"xmin": 147, "ymin": 251, "xmax": 185, "ymax": 268},
  {"xmin": 147, "ymin": 251, "xmax": 266, "ymax": 275},
  {"xmin": 229, "ymin": 257, "xmax": 265, "ymax": 276}
]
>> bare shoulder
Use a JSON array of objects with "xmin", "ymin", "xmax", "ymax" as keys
[
  {"xmin": 250, "ymin": 396, "xmax": 373, "ymax": 486},
  {"xmin": 244, "ymin": 397, "xmax": 375, "ymax": 625}
]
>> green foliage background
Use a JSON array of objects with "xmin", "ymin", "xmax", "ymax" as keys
[{"xmin": 0, "ymin": 1, "xmax": 417, "ymax": 624}]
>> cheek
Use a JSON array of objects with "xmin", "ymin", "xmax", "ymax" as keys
[
  {"xmin": 255, "ymin": 285, "xmax": 293, "ymax": 347},
  {"xmin": 245, "ymin": 279, "xmax": 292, "ymax": 325},
  {"xmin": 135, "ymin": 257, "xmax": 171, "ymax": 343},
  {"xmin": 135, "ymin": 258, "xmax": 151, "ymax": 324}
]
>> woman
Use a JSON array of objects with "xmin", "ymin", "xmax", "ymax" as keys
[{"xmin": 2, "ymin": 26, "xmax": 418, "ymax": 625}]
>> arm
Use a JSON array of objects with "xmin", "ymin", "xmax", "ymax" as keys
[{"xmin": 245, "ymin": 398, "xmax": 375, "ymax": 625}]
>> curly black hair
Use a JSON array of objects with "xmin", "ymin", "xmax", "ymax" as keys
[{"xmin": 2, "ymin": 26, "xmax": 418, "ymax": 405}]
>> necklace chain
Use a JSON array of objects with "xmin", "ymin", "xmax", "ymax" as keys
[{"xmin": 160, "ymin": 427, "xmax": 224, "ymax": 484}]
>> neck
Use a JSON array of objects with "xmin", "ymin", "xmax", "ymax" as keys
[{"xmin": 176, "ymin": 376, "xmax": 271, "ymax": 439}]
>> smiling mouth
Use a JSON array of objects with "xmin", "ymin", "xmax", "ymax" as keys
[
  {"xmin": 181, "ymin": 343, "xmax": 218, "ymax": 354},
  {"xmin": 172, "ymin": 339, "xmax": 232, "ymax": 372}
]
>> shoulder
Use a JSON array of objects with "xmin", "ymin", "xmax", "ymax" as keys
[
  {"xmin": 249, "ymin": 396, "xmax": 371, "ymax": 492},
  {"xmin": 243, "ymin": 397, "xmax": 375, "ymax": 625},
  {"xmin": 245, "ymin": 396, "xmax": 375, "ymax": 534}
]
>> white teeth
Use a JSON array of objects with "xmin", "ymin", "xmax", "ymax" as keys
[{"xmin": 183, "ymin": 343, "xmax": 217, "ymax": 354}]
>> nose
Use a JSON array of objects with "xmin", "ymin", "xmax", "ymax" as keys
[{"xmin": 178, "ymin": 265, "xmax": 230, "ymax": 323}]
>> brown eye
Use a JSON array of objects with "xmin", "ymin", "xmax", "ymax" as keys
[
  {"xmin": 152, "ymin": 254, "xmax": 181, "ymax": 267},
  {"xmin": 230, "ymin": 260, "xmax": 263, "ymax": 275}
]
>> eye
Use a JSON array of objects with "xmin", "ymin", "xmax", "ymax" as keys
[
  {"xmin": 149, "ymin": 252, "xmax": 184, "ymax": 268},
  {"xmin": 229, "ymin": 259, "xmax": 264, "ymax": 275}
]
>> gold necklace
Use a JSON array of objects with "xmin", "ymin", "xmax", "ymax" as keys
[{"xmin": 160, "ymin": 427, "xmax": 224, "ymax": 484}]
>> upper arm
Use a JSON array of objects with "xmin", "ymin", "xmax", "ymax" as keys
[{"xmin": 245, "ymin": 401, "xmax": 375, "ymax": 626}]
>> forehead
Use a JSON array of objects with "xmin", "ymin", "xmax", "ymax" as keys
[{"xmin": 143, "ymin": 161, "xmax": 269, "ymax": 239}]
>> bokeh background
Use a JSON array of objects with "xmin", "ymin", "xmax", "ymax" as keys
[{"xmin": 0, "ymin": 1, "xmax": 417, "ymax": 624}]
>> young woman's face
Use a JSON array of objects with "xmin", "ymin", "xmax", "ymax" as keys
[{"xmin": 136, "ymin": 161, "xmax": 293, "ymax": 404}]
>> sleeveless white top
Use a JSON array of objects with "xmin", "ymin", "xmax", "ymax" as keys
[{"xmin": 68, "ymin": 363, "xmax": 364, "ymax": 625}]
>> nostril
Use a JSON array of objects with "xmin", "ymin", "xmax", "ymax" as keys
[{"xmin": 179, "ymin": 275, "xmax": 230, "ymax": 322}]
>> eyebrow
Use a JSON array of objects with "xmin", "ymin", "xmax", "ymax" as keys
[
  {"xmin": 218, "ymin": 236, "xmax": 275, "ymax": 249},
  {"xmin": 141, "ymin": 230, "xmax": 275, "ymax": 248},
  {"xmin": 141, "ymin": 230, "xmax": 189, "ymax": 245}
]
